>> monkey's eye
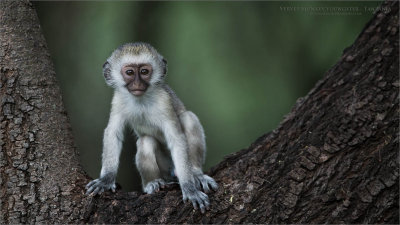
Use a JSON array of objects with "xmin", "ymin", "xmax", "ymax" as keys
[
  {"xmin": 126, "ymin": 69, "xmax": 134, "ymax": 76},
  {"xmin": 140, "ymin": 69, "xmax": 149, "ymax": 75}
]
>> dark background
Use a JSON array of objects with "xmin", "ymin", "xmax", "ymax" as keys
[{"xmin": 34, "ymin": 1, "xmax": 380, "ymax": 191}]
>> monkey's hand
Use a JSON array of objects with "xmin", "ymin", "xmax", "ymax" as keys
[
  {"xmin": 181, "ymin": 183, "xmax": 210, "ymax": 213},
  {"xmin": 85, "ymin": 177, "xmax": 116, "ymax": 196}
]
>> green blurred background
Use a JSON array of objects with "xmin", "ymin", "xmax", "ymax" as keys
[{"xmin": 34, "ymin": 1, "xmax": 380, "ymax": 191}]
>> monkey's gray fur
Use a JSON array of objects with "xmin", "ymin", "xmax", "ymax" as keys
[{"xmin": 86, "ymin": 42, "xmax": 218, "ymax": 213}]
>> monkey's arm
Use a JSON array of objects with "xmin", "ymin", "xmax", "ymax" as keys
[
  {"xmin": 86, "ymin": 109, "xmax": 125, "ymax": 195},
  {"xmin": 162, "ymin": 120, "xmax": 210, "ymax": 213}
]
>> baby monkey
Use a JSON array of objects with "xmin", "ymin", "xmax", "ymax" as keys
[{"xmin": 86, "ymin": 42, "xmax": 218, "ymax": 213}]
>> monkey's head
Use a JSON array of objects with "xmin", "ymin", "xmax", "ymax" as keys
[{"xmin": 103, "ymin": 42, "xmax": 168, "ymax": 96}]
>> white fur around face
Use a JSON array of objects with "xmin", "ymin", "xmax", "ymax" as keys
[{"xmin": 109, "ymin": 53, "xmax": 164, "ymax": 90}]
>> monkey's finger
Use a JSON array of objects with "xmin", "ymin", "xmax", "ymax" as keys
[
  {"xmin": 191, "ymin": 200, "xmax": 198, "ymax": 210},
  {"xmin": 86, "ymin": 185, "xmax": 96, "ymax": 195},
  {"xmin": 203, "ymin": 175, "xmax": 218, "ymax": 191},
  {"xmin": 191, "ymin": 192, "xmax": 209, "ymax": 213},
  {"xmin": 86, "ymin": 180, "xmax": 97, "ymax": 189},
  {"xmin": 209, "ymin": 181, "xmax": 218, "ymax": 191},
  {"xmin": 111, "ymin": 183, "xmax": 116, "ymax": 192},
  {"xmin": 199, "ymin": 203, "xmax": 206, "ymax": 214},
  {"xmin": 195, "ymin": 197, "xmax": 208, "ymax": 214},
  {"xmin": 92, "ymin": 187, "xmax": 101, "ymax": 195},
  {"xmin": 201, "ymin": 182, "xmax": 211, "ymax": 193},
  {"xmin": 182, "ymin": 195, "xmax": 188, "ymax": 203},
  {"xmin": 203, "ymin": 198, "xmax": 210, "ymax": 208},
  {"xmin": 200, "ymin": 196, "xmax": 210, "ymax": 210}
]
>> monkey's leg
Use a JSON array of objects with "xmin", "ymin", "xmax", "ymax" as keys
[
  {"xmin": 155, "ymin": 146, "xmax": 176, "ymax": 182},
  {"xmin": 179, "ymin": 111, "xmax": 218, "ymax": 193},
  {"xmin": 136, "ymin": 135, "xmax": 166, "ymax": 194}
]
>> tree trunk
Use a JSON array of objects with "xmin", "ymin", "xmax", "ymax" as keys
[
  {"xmin": 0, "ymin": 0, "xmax": 398, "ymax": 224},
  {"xmin": 0, "ymin": 1, "xmax": 90, "ymax": 223}
]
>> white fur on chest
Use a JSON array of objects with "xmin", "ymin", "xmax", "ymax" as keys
[{"xmin": 112, "ymin": 89, "xmax": 172, "ymax": 140}]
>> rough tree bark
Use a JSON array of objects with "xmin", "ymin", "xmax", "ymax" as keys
[
  {"xmin": 0, "ymin": 1, "xmax": 89, "ymax": 223},
  {"xmin": 0, "ymin": 0, "xmax": 398, "ymax": 224}
]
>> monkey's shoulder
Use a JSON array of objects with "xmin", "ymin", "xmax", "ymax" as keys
[{"xmin": 161, "ymin": 85, "xmax": 186, "ymax": 116}]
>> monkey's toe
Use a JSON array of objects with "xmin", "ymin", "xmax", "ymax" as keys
[{"xmin": 144, "ymin": 179, "xmax": 166, "ymax": 194}]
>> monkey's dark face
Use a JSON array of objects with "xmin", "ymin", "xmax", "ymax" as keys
[{"xmin": 121, "ymin": 63, "xmax": 153, "ymax": 96}]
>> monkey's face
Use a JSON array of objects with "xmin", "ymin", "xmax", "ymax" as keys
[
  {"xmin": 103, "ymin": 43, "xmax": 167, "ymax": 96},
  {"xmin": 121, "ymin": 63, "xmax": 153, "ymax": 96}
]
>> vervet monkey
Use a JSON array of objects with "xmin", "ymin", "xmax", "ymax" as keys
[{"xmin": 86, "ymin": 42, "xmax": 218, "ymax": 213}]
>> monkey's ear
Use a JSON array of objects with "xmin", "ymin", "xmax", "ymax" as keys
[
  {"xmin": 162, "ymin": 58, "xmax": 168, "ymax": 75},
  {"xmin": 103, "ymin": 61, "xmax": 113, "ymax": 86}
]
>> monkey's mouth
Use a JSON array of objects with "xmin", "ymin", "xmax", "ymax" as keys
[{"xmin": 130, "ymin": 89, "xmax": 146, "ymax": 96}]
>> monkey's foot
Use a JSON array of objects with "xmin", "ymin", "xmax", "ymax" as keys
[
  {"xmin": 194, "ymin": 174, "xmax": 218, "ymax": 193},
  {"xmin": 85, "ymin": 178, "xmax": 116, "ymax": 196},
  {"xmin": 144, "ymin": 179, "xmax": 166, "ymax": 194}
]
